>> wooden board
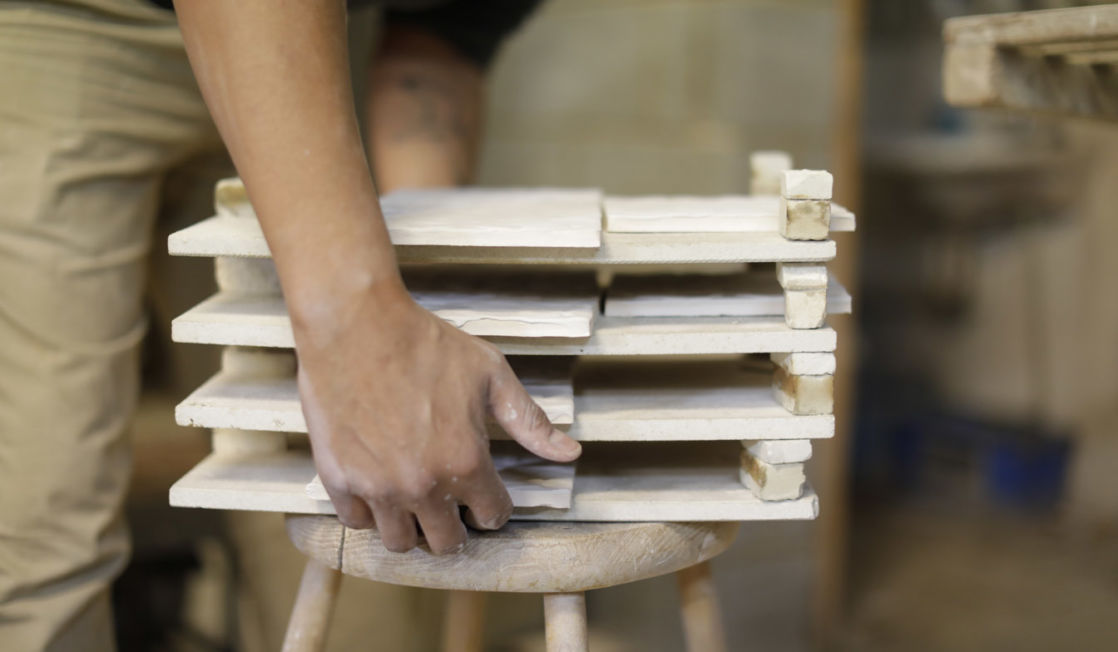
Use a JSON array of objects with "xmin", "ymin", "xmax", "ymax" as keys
[
  {"xmin": 172, "ymin": 294, "xmax": 836, "ymax": 354},
  {"xmin": 218, "ymin": 185, "xmax": 603, "ymax": 249},
  {"xmin": 944, "ymin": 5, "xmax": 1118, "ymax": 48},
  {"xmin": 168, "ymin": 442, "xmax": 819, "ymax": 521},
  {"xmin": 602, "ymin": 195, "xmax": 855, "ymax": 233},
  {"xmin": 603, "ymin": 271, "xmax": 851, "ymax": 318},
  {"xmin": 168, "ymin": 215, "xmax": 837, "ymax": 264},
  {"xmin": 304, "ymin": 443, "xmax": 575, "ymax": 509},
  {"xmin": 944, "ymin": 6, "xmax": 1118, "ymax": 121},
  {"xmin": 177, "ymin": 369, "xmax": 574, "ymax": 430},
  {"xmin": 173, "ymin": 361, "xmax": 834, "ymax": 441}
]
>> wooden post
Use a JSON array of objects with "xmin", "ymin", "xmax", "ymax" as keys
[
  {"xmin": 676, "ymin": 561, "xmax": 727, "ymax": 652},
  {"xmin": 442, "ymin": 590, "xmax": 486, "ymax": 652},
  {"xmin": 816, "ymin": 0, "xmax": 865, "ymax": 644},
  {"xmin": 543, "ymin": 593, "xmax": 588, "ymax": 652},
  {"xmin": 281, "ymin": 559, "xmax": 342, "ymax": 652}
]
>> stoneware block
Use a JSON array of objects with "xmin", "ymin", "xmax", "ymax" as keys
[
  {"xmin": 212, "ymin": 428, "xmax": 286, "ymax": 457},
  {"xmin": 776, "ymin": 263, "xmax": 828, "ymax": 290},
  {"xmin": 770, "ymin": 352, "xmax": 836, "ymax": 376},
  {"xmin": 215, "ymin": 257, "xmax": 281, "ymax": 293},
  {"xmin": 772, "ymin": 367, "xmax": 834, "ymax": 415},
  {"xmin": 739, "ymin": 450, "xmax": 806, "ymax": 501},
  {"xmin": 750, "ymin": 151, "xmax": 793, "ymax": 195},
  {"xmin": 215, "ymin": 177, "xmax": 251, "ymax": 217},
  {"xmin": 784, "ymin": 288, "xmax": 827, "ymax": 329},
  {"xmin": 221, "ymin": 346, "xmax": 296, "ymax": 376},
  {"xmin": 780, "ymin": 169, "xmax": 833, "ymax": 200},
  {"xmin": 742, "ymin": 439, "xmax": 813, "ymax": 465},
  {"xmin": 778, "ymin": 197, "xmax": 831, "ymax": 241}
]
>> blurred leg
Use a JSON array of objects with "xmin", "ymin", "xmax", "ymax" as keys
[
  {"xmin": 0, "ymin": 5, "xmax": 215, "ymax": 649},
  {"xmin": 543, "ymin": 593, "xmax": 588, "ymax": 652},
  {"xmin": 676, "ymin": 561, "xmax": 727, "ymax": 652},
  {"xmin": 366, "ymin": 26, "xmax": 484, "ymax": 192},
  {"xmin": 281, "ymin": 560, "xmax": 342, "ymax": 652},
  {"xmin": 442, "ymin": 590, "xmax": 486, "ymax": 652}
]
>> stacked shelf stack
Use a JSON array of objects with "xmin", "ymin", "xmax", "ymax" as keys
[{"xmin": 165, "ymin": 151, "xmax": 854, "ymax": 523}]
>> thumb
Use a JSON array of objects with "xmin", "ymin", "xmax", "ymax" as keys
[{"xmin": 489, "ymin": 362, "xmax": 581, "ymax": 462}]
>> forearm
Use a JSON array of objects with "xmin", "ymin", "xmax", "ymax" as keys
[
  {"xmin": 175, "ymin": 0, "xmax": 404, "ymax": 322},
  {"xmin": 366, "ymin": 27, "xmax": 484, "ymax": 192}
]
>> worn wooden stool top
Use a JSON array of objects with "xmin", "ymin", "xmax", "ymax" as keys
[{"xmin": 285, "ymin": 515, "xmax": 739, "ymax": 594}]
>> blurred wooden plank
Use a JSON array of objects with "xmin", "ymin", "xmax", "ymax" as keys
[
  {"xmin": 945, "ymin": 6, "xmax": 1118, "ymax": 47},
  {"xmin": 815, "ymin": 0, "xmax": 864, "ymax": 643},
  {"xmin": 944, "ymin": 6, "xmax": 1118, "ymax": 121}
]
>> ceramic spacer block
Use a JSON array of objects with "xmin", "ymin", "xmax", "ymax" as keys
[
  {"xmin": 780, "ymin": 169, "xmax": 833, "ymax": 200},
  {"xmin": 785, "ymin": 288, "xmax": 827, "ymax": 329},
  {"xmin": 778, "ymin": 197, "xmax": 831, "ymax": 241},
  {"xmin": 215, "ymin": 257, "xmax": 281, "ymax": 293},
  {"xmin": 740, "ymin": 449, "xmax": 806, "ymax": 501},
  {"xmin": 214, "ymin": 177, "xmax": 251, "ymax": 217},
  {"xmin": 770, "ymin": 352, "xmax": 836, "ymax": 376},
  {"xmin": 743, "ymin": 439, "xmax": 813, "ymax": 465},
  {"xmin": 750, "ymin": 151, "xmax": 793, "ymax": 195},
  {"xmin": 212, "ymin": 428, "xmax": 286, "ymax": 457},
  {"xmin": 221, "ymin": 346, "xmax": 296, "ymax": 377},
  {"xmin": 772, "ymin": 366, "xmax": 834, "ymax": 415},
  {"xmin": 776, "ymin": 263, "xmax": 827, "ymax": 290}
]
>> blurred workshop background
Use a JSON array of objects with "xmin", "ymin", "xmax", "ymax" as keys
[{"xmin": 125, "ymin": 0, "xmax": 1118, "ymax": 650}]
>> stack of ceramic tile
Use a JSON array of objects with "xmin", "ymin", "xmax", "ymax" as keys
[{"xmin": 166, "ymin": 151, "xmax": 853, "ymax": 523}]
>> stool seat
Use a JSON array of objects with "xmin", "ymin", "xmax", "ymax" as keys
[{"xmin": 286, "ymin": 515, "xmax": 739, "ymax": 593}]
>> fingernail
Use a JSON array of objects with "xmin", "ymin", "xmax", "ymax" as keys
[{"xmin": 549, "ymin": 428, "xmax": 581, "ymax": 456}]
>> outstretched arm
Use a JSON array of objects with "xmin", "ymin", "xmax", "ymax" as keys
[{"xmin": 174, "ymin": 0, "xmax": 580, "ymax": 554}]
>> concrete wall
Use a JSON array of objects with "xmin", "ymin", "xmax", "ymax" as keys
[{"xmin": 480, "ymin": 0, "xmax": 839, "ymax": 193}]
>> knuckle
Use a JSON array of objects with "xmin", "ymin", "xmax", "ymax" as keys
[
  {"xmin": 343, "ymin": 474, "xmax": 379, "ymax": 501},
  {"xmin": 479, "ymin": 340, "xmax": 505, "ymax": 363},
  {"xmin": 399, "ymin": 472, "xmax": 437, "ymax": 503},
  {"xmin": 445, "ymin": 449, "xmax": 484, "ymax": 479},
  {"xmin": 524, "ymin": 401, "xmax": 550, "ymax": 431}
]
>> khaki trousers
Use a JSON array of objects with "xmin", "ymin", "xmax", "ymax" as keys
[
  {"xmin": 0, "ymin": 2, "xmax": 222, "ymax": 649},
  {"xmin": 0, "ymin": 4, "xmax": 450, "ymax": 651}
]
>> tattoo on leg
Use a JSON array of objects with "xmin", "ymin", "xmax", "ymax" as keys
[{"xmin": 390, "ymin": 74, "xmax": 470, "ymax": 145}]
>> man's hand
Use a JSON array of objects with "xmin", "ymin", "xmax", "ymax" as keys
[
  {"xmin": 173, "ymin": 0, "xmax": 579, "ymax": 553},
  {"xmin": 296, "ymin": 280, "xmax": 580, "ymax": 553}
]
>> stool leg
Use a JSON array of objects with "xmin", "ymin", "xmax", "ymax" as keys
[
  {"xmin": 543, "ymin": 592, "xmax": 588, "ymax": 652},
  {"xmin": 442, "ymin": 590, "xmax": 486, "ymax": 652},
  {"xmin": 676, "ymin": 561, "xmax": 726, "ymax": 652},
  {"xmin": 282, "ymin": 559, "xmax": 342, "ymax": 652}
]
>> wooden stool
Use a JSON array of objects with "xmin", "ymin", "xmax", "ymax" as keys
[{"xmin": 282, "ymin": 515, "xmax": 739, "ymax": 652}]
